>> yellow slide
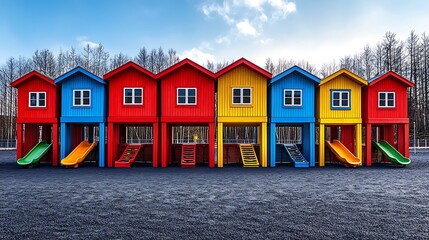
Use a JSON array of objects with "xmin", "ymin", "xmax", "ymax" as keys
[
  {"xmin": 325, "ymin": 140, "xmax": 360, "ymax": 167},
  {"xmin": 61, "ymin": 140, "xmax": 98, "ymax": 168}
]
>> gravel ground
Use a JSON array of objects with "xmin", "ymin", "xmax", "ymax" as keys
[{"xmin": 0, "ymin": 150, "xmax": 428, "ymax": 240}]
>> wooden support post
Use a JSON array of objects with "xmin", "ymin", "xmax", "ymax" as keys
[
  {"xmin": 269, "ymin": 122, "xmax": 276, "ymax": 167},
  {"xmin": 161, "ymin": 122, "xmax": 168, "ymax": 167},
  {"xmin": 209, "ymin": 122, "xmax": 215, "ymax": 168},
  {"xmin": 217, "ymin": 122, "xmax": 223, "ymax": 168},
  {"xmin": 356, "ymin": 123, "xmax": 362, "ymax": 165},
  {"xmin": 99, "ymin": 122, "xmax": 105, "ymax": 167},
  {"xmin": 52, "ymin": 123, "xmax": 59, "ymax": 166},
  {"xmin": 319, "ymin": 124, "xmax": 325, "ymax": 167},
  {"xmin": 152, "ymin": 122, "xmax": 159, "ymax": 167},
  {"xmin": 366, "ymin": 123, "xmax": 372, "ymax": 166},
  {"xmin": 261, "ymin": 122, "xmax": 267, "ymax": 167}
]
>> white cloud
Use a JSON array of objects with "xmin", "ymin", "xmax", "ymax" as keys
[
  {"xmin": 201, "ymin": 0, "xmax": 296, "ymax": 43},
  {"xmin": 76, "ymin": 36, "xmax": 100, "ymax": 49},
  {"xmin": 259, "ymin": 13, "xmax": 268, "ymax": 22},
  {"xmin": 180, "ymin": 47, "xmax": 216, "ymax": 65},
  {"xmin": 237, "ymin": 0, "xmax": 266, "ymax": 10},
  {"xmin": 236, "ymin": 19, "xmax": 258, "ymax": 36},
  {"xmin": 202, "ymin": 1, "xmax": 234, "ymax": 24},
  {"xmin": 268, "ymin": 0, "xmax": 296, "ymax": 19},
  {"xmin": 216, "ymin": 36, "xmax": 231, "ymax": 45}
]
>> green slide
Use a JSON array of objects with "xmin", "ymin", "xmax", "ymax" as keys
[
  {"xmin": 372, "ymin": 140, "xmax": 410, "ymax": 165},
  {"xmin": 17, "ymin": 141, "xmax": 52, "ymax": 168}
]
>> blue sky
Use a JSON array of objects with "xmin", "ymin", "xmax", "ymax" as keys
[{"xmin": 1, "ymin": 0, "xmax": 428, "ymax": 68}]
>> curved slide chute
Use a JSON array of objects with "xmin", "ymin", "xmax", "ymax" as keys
[
  {"xmin": 372, "ymin": 140, "xmax": 410, "ymax": 165},
  {"xmin": 61, "ymin": 140, "xmax": 98, "ymax": 168},
  {"xmin": 325, "ymin": 140, "xmax": 360, "ymax": 167},
  {"xmin": 17, "ymin": 141, "xmax": 52, "ymax": 168}
]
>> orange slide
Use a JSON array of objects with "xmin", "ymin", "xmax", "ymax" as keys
[
  {"xmin": 325, "ymin": 140, "xmax": 360, "ymax": 167},
  {"xmin": 61, "ymin": 140, "xmax": 98, "ymax": 168}
]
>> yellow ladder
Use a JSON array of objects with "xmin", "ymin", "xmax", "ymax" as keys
[{"xmin": 239, "ymin": 144, "xmax": 259, "ymax": 167}]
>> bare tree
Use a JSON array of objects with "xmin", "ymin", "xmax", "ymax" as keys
[
  {"xmin": 361, "ymin": 45, "xmax": 374, "ymax": 79},
  {"xmin": 135, "ymin": 47, "xmax": 149, "ymax": 69},
  {"xmin": 167, "ymin": 48, "xmax": 180, "ymax": 66},
  {"xmin": 91, "ymin": 44, "xmax": 109, "ymax": 76},
  {"xmin": 0, "ymin": 58, "xmax": 17, "ymax": 139},
  {"xmin": 110, "ymin": 53, "xmax": 130, "ymax": 70},
  {"xmin": 32, "ymin": 49, "xmax": 56, "ymax": 77}
]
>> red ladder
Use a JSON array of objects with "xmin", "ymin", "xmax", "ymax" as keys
[
  {"xmin": 181, "ymin": 144, "xmax": 196, "ymax": 168},
  {"xmin": 115, "ymin": 145, "xmax": 142, "ymax": 168}
]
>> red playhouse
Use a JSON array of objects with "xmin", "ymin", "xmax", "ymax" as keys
[
  {"xmin": 363, "ymin": 71, "xmax": 414, "ymax": 166},
  {"xmin": 104, "ymin": 61, "xmax": 159, "ymax": 168},
  {"xmin": 158, "ymin": 59, "xmax": 216, "ymax": 168},
  {"xmin": 11, "ymin": 71, "xmax": 59, "ymax": 167}
]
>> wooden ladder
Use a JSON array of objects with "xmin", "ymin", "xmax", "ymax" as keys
[
  {"xmin": 239, "ymin": 144, "xmax": 259, "ymax": 167},
  {"xmin": 115, "ymin": 145, "xmax": 142, "ymax": 168},
  {"xmin": 181, "ymin": 144, "xmax": 196, "ymax": 168}
]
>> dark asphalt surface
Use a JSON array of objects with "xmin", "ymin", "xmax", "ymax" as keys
[{"xmin": 1, "ymin": 150, "xmax": 428, "ymax": 239}]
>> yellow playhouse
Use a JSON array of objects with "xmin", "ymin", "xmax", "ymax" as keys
[
  {"xmin": 317, "ymin": 69, "xmax": 368, "ymax": 167},
  {"xmin": 216, "ymin": 58, "xmax": 272, "ymax": 167}
]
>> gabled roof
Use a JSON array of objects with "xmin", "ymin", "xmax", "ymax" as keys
[
  {"xmin": 215, "ymin": 58, "xmax": 272, "ymax": 79},
  {"xmin": 104, "ymin": 61, "xmax": 157, "ymax": 80},
  {"xmin": 54, "ymin": 66, "xmax": 106, "ymax": 85},
  {"xmin": 11, "ymin": 70, "xmax": 55, "ymax": 88},
  {"xmin": 319, "ymin": 68, "xmax": 367, "ymax": 87},
  {"xmin": 157, "ymin": 58, "xmax": 215, "ymax": 79},
  {"xmin": 367, "ymin": 71, "xmax": 414, "ymax": 88},
  {"xmin": 270, "ymin": 65, "xmax": 320, "ymax": 85}
]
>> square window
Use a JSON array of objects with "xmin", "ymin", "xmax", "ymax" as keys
[
  {"xmin": 232, "ymin": 88, "xmax": 252, "ymax": 105},
  {"xmin": 123, "ymin": 88, "xmax": 143, "ymax": 105},
  {"xmin": 378, "ymin": 92, "xmax": 395, "ymax": 108},
  {"xmin": 29, "ymin": 92, "xmax": 46, "ymax": 107},
  {"xmin": 331, "ymin": 90, "xmax": 350, "ymax": 109},
  {"xmin": 284, "ymin": 89, "xmax": 302, "ymax": 106},
  {"xmin": 177, "ymin": 88, "xmax": 197, "ymax": 105},
  {"xmin": 73, "ymin": 90, "xmax": 90, "ymax": 106}
]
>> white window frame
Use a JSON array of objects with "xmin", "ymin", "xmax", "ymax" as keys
[
  {"xmin": 232, "ymin": 88, "xmax": 252, "ymax": 105},
  {"xmin": 28, "ymin": 92, "xmax": 46, "ymax": 107},
  {"xmin": 123, "ymin": 88, "xmax": 143, "ymax": 105},
  {"xmin": 331, "ymin": 90, "xmax": 350, "ymax": 108},
  {"xmin": 177, "ymin": 88, "xmax": 197, "ymax": 105},
  {"xmin": 284, "ymin": 89, "xmax": 302, "ymax": 107},
  {"xmin": 378, "ymin": 92, "xmax": 395, "ymax": 108},
  {"xmin": 73, "ymin": 89, "xmax": 91, "ymax": 107}
]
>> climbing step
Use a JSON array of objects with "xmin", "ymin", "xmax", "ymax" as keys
[
  {"xmin": 115, "ymin": 144, "xmax": 142, "ymax": 168},
  {"xmin": 239, "ymin": 144, "xmax": 259, "ymax": 167},
  {"xmin": 181, "ymin": 144, "xmax": 196, "ymax": 168},
  {"xmin": 283, "ymin": 144, "xmax": 309, "ymax": 168}
]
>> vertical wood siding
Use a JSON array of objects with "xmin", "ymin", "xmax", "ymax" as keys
[
  {"xmin": 218, "ymin": 65, "xmax": 267, "ymax": 118},
  {"xmin": 17, "ymin": 76, "xmax": 57, "ymax": 120},
  {"xmin": 60, "ymin": 72, "xmax": 107, "ymax": 118},
  {"xmin": 317, "ymin": 74, "xmax": 363, "ymax": 120},
  {"xmin": 108, "ymin": 67, "xmax": 157, "ymax": 118},
  {"xmin": 160, "ymin": 65, "xmax": 215, "ymax": 119},
  {"xmin": 364, "ymin": 76, "xmax": 409, "ymax": 120},
  {"xmin": 270, "ymin": 71, "xmax": 316, "ymax": 120}
]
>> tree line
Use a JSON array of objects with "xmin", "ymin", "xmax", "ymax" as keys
[
  {"xmin": 0, "ymin": 45, "xmax": 181, "ymax": 139},
  {"xmin": 1, "ymin": 30, "xmax": 428, "ymax": 139}
]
